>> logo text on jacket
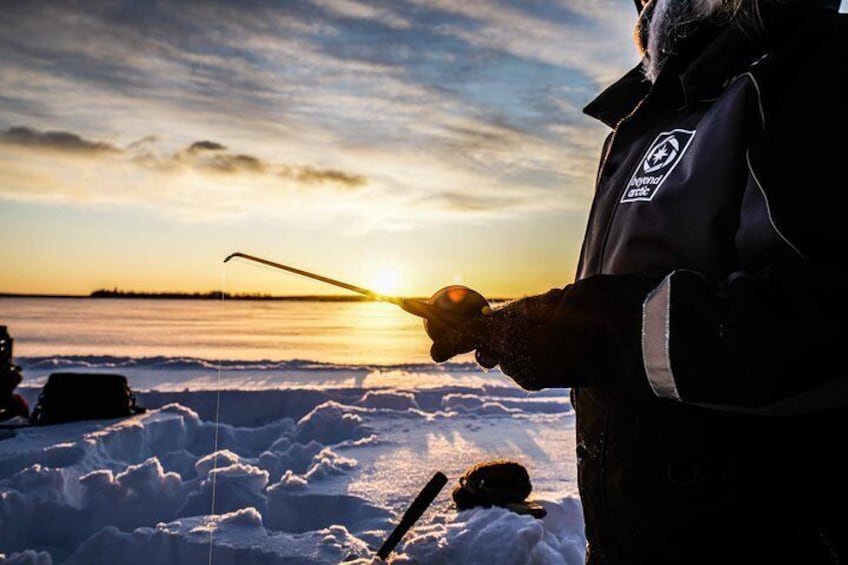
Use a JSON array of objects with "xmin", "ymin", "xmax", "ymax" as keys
[{"xmin": 621, "ymin": 129, "xmax": 696, "ymax": 203}]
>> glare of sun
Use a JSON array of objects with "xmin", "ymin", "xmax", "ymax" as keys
[{"xmin": 371, "ymin": 269, "xmax": 400, "ymax": 295}]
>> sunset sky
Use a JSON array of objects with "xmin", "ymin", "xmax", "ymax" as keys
[{"xmin": 0, "ymin": 0, "xmax": 641, "ymax": 298}]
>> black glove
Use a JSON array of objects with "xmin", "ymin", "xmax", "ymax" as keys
[
  {"xmin": 429, "ymin": 288, "xmax": 564, "ymax": 389},
  {"xmin": 429, "ymin": 275, "xmax": 655, "ymax": 393}
]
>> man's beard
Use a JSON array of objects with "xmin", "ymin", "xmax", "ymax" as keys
[{"xmin": 635, "ymin": 0, "xmax": 727, "ymax": 83}]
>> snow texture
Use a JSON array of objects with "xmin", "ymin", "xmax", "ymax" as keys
[
  {"xmin": 3, "ymin": 360, "xmax": 579, "ymax": 564},
  {"xmin": 394, "ymin": 498, "xmax": 586, "ymax": 564}
]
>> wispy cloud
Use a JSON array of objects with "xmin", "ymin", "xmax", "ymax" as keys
[
  {"xmin": 310, "ymin": 0, "xmax": 412, "ymax": 29},
  {"xmin": 0, "ymin": 0, "xmax": 638, "ymax": 229},
  {"xmin": 188, "ymin": 140, "xmax": 227, "ymax": 153},
  {"xmin": 0, "ymin": 126, "xmax": 368, "ymax": 211},
  {"xmin": 1, "ymin": 126, "xmax": 119, "ymax": 154}
]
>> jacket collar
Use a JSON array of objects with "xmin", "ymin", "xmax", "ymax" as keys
[
  {"xmin": 677, "ymin": 25, "xmax": 757, "ymax": 106},
  {"xmin": 582, "ymin": 65, "xmax": 650, "ymax": 129},
  {"xmin": 583, "ymin": 25, "xmax": 755, "ymax": 128}
]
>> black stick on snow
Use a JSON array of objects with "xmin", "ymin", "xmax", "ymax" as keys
[{"xmin": 377, "ymin": 471, "xmax": 448, "ymax": 560}]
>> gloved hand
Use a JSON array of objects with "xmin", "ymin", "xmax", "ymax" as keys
[
  {"xmin": 429, "ymin": 289, "xmax": 565, "ymax": 390},
  {"xmin": 429, "ymin": 275, "xmax": 655, "ymax": 393}
]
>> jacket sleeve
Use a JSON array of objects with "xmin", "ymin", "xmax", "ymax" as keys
[
  {"xmin": 641, "ymin": 263, "xmax": 848, "ymax": 415},
  {"xmin": 526, "ymin": 274, "xmax": 656, "ymax": 396},
  {"xmin": 526, "ymin": 265, "xmax": 848, "ymax": 415}
]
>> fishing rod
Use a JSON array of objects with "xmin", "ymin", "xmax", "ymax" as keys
[
  {"xmin": 377, "ymin": 471, "xmax": 448, "ymax": 560},
  {"xmin": 223, "ymin": 252, "xmax": 490, "ymax": 338}
]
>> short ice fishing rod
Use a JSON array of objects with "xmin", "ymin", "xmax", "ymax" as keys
[
  {"xmin": 223, "ymin": 252, "xmax": 490, "ymax": 339},
  {"xmin": 376, "ymin": 471, "xmax": 448, "ymax": 560}
]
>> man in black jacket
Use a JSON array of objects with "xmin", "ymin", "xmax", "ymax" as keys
[{"xmin": 429, "ymin": 1, "xmax": 848, "ymax": 563}]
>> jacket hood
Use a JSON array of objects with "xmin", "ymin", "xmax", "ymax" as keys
[{"xmin": 633, "ymin": 0, "xmax": 842, "ymax": 12}]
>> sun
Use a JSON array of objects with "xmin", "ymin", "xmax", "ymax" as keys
[{"xmin": 371, "ymin": 268, "xmax": 400, "ymax": 295}]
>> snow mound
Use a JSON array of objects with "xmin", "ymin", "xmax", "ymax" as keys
[
  {"xmin": 395, "ymin": 497, "xmax": 585, "ymax": 565},
  {"xmin": 64, "ymin": 519, "xmax": 371, "ymax": 564},
  {"xmin": 178, "ymin": 461, "xmax": 270, "ymax": 518},
  {"xmin": 197, "ymin": 507, "xmax": 264, "ymax": 530},
  {"xmin": 258, "ymin": 440, "xmax": 323, "ymax": 482},
  {"xmin": 357, "ymin": 391, "xmax": 420, "ymax": 411},
  {"xmin": 296, "ymin": 401, "xmax": 370, "ymax": 444},
  {"xmin": 79, "ymin": 457, "xmax": 184, "ymax": 529},
  {"xmin": 275, "ymin": 470, "xmax": 308, "ymax": 491},
  {"xmin": 195, "ymin": 449, "xmax": 243, "ymax": 476},
  {"xmin": 304, "ymin": 447, "xmax": 358, "ymax": 481}
]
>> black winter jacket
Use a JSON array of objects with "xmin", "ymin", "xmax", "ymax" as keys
[{"xmin": 531, "ymin": 8, "xmax": 848, "ymax": 565}]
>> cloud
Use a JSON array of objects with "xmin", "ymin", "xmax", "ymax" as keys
[
  {"xmin": 290, "ymin": 166, "xmax": 366, "ymax": 187},
  {"xmin": 0, "ymin": 127, "xmax": 371, "ymax": 220},
  {"xmin": 176, "ymin": 140, "xmax": 366, "ymax": 188},
  {"xmin": 193, "ymin": 152, "xmax": 267, "ymax": 174},
  {"xmin": 188, "ymin": 140, "xmax": 227, "ymax": 152},
  {"xmin": 309, "ymin": 0, "xmax": 412, "ymax": 30},
  {"xmin": 431, "ymin": 191, "xmax": 520, "ymax": 212},
  {"xmin": 0, "ymin": 126, "xmax": 367, "ymax": 189},
  {"xmin": 405, "ymin": 0, "xmax": 638, "ymax": 84},
  {"xmin": 0, "ymin": 126, "xmax": 119, "ymax": 154}
]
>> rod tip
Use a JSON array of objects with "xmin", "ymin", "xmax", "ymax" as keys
[{"xmin": 223, "ymin": 252, "xmax": 242, "ymax": 264}]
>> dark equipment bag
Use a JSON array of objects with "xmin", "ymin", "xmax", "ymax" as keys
[
  {"xmin": 452, "ymin": 459, "xmax": 546, "ymax": 518},
  {"xmin": 31, "ymin": 372, "xmax": 145, "ymax": 425},
  {"xmin": 452, "ymin": 459, "xmax": 547, "ymax": 519}
]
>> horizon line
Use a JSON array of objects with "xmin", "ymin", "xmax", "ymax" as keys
[{"xmin": 0, "ymin": 291, "xmax": 516, "ymax": 301}]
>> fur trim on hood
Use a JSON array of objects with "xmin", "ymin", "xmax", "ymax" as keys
[
  {"xmin": 636, "ymin": 0, "xmax": 841, "ymax": 83},
  {"xmin": 634, "ymin": 0, "xmax": 842, "ymax": 12}
]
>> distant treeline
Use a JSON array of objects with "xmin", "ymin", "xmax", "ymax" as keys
[
  {"xmin": 1, "ymin": 289, "xmax": 515, "ymax": 302},
  {"xmin": 89, "ymin": 289, "xmax": 373, "ymax": 301}
]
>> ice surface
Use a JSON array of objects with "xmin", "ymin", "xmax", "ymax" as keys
[{"xmin": 2, "ymin": 358, "xmax": 580, "ymax": 563}]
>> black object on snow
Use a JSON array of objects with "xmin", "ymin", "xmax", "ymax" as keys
[
  {"xmin": 31, "ymin": 372, "xmax": 145, "ymax": 425},
  {"xmin": 453, "ymin": 460, "xmax": 546, "ymax": 519},
  {"xmin": 376, "ymin": 471, "xmax": 448, "ymax": 560}
]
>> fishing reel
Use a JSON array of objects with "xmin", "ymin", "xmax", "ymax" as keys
[{"xmin": 422, "ymin": 285, "xmax": 490, "ymax": 341}]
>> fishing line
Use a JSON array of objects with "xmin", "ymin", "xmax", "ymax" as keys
[
  {"xmin": 225, "ymin": 255, "xmax": 320, "ymax": 290},
  {"xmin": 208, "ymin": 266, "xmax": 226, "ymax": 565}
]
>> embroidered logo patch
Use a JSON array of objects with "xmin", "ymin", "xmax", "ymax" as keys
[{"xmin": 621, "ymin": 129, "xmax": 696, "ymax": 203}]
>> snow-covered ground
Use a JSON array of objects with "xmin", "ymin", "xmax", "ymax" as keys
[{"xmin": 0, "ymin": 357, "xmax": 583, "ymax": 564}]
